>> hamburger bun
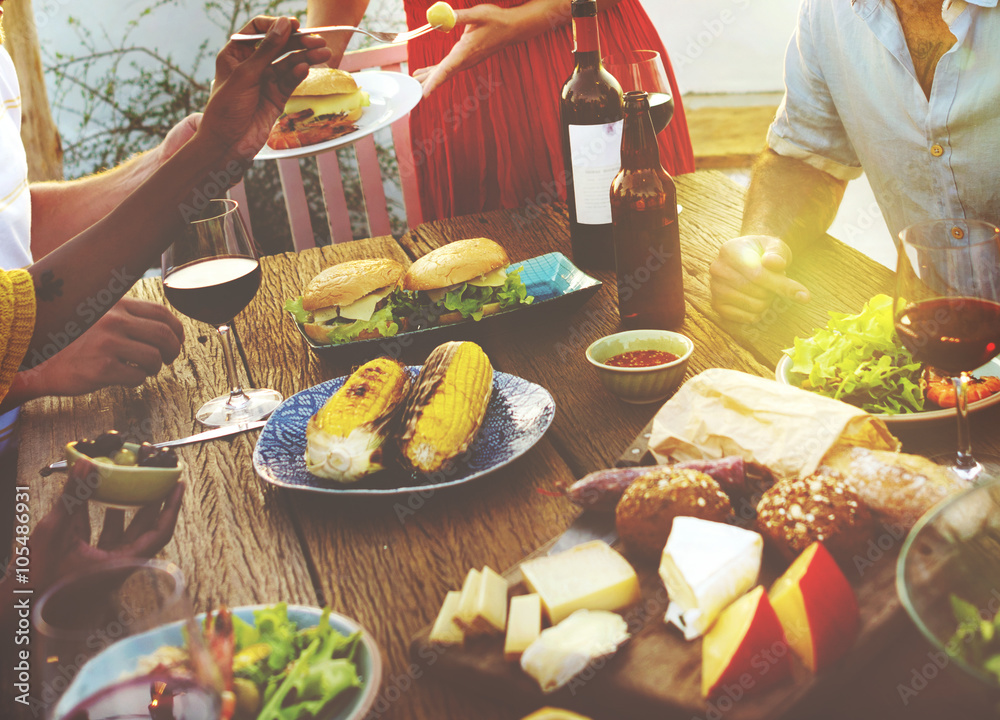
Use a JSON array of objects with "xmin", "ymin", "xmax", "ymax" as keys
[
  {"xmin": 292, "ymin": 68, "xmax": 359, "ymax": 97},
  {"xmin": 303, "ymin": 258, "xmax": 405, "ymax": 312},
  {"xmin": 267, "ymin": 69, "xmax": 370, "ymax": 149},
  {"xmin": 401, "ymin": 238, "xmax": 510, "ymax": 292}
]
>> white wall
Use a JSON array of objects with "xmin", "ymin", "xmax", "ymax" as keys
[{"xmin": 645, "ymin": 0, "xmax": 801, "ymax": 95}]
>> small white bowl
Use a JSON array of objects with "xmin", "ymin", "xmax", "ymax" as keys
[{"xmin": 585, "ymin": 330, "xmax": 694, "ymax": 404}]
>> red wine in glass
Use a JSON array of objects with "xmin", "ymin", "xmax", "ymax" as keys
[
  {"xmin": 895, "ymin": 297, "xmax": 1000, "ymax": 373},
  {"xmin": 646, "ymin": 91, "xmax": 675, "ymax": 135},
  {"xmin": 163, "ymin": 256, "xmax": 262, "ymax": 328}
]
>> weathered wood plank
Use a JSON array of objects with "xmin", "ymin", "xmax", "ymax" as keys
[{"xmin": 18, "ymin": 280, "xmax": 319, "ymax": 611}]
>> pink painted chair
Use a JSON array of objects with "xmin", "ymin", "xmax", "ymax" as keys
[{"xmin": 230, "ymin": 43, "xmax": 423, "ymax": 251}]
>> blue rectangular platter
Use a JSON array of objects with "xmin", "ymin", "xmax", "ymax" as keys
[{"xmin": 290, "ymin": 251, "xmax": 602, "ymax": 355}]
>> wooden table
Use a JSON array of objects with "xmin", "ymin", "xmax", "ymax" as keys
[{"xmin": 16, "ymin": 170, "xmax": 1000, "ymax": 719}]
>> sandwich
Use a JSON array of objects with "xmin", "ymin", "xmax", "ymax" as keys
[
  {"xmin": 285, "ymin": 258, "xmax": 404, "ymax": 344},
  {"xmin": 267, "ymin": 68, "xmax": 371, "ymax": 150},
  {"xmin": 395, "ymin": 238, "xmax": 533, "ymax": 325}
]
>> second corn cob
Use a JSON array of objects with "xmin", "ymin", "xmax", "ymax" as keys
[
  {"xmin": 398, "ymin": 341, "xmax": 493, "ymax": 474},
  {"xmin": 305, "ymin": 356, "xmax": 411, "ymax": 482}
]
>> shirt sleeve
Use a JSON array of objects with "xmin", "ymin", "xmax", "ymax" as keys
[
  {"xmin": 768, "ymin": 0, "xmax": 864, "ymax": 181},
  {"xmin": 0, "ymin": 269, "xmax": 36, "ymax": 403}
]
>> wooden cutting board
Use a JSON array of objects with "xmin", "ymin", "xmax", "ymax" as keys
[{"xmin": 409, "ymin": 428, "xmax": 911, "ymax": 719}]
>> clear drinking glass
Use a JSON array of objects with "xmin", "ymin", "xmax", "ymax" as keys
[
  {"xmin": 162, "ymin": 199, "xmax": 282, "ymax": 426},
  {"xmin": 895, "ymin": 219, "xmax": 1000, "ymax": 482},
  {"xmin": 33, "ymin": 559, "xmax": 221, "ymax": 720},
  {"xmin": 604, "ymin": 49, "xmax": 674, "ymax": 135}
]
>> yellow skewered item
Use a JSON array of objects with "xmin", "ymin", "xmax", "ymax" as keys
[
  {"xmin": 305, "ymin": 357, "xmax": 411, "ymax": 482},
  {"xmin": 398, "ymin": 341, "xmax": 493, "ymax": 474}
]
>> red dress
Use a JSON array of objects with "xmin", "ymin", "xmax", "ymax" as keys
[{"xmin": 403, "ymin": 0, "xmax": 695, "ymax": 222}]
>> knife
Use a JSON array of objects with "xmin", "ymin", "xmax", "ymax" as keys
[{"xmin": 40, "ymin": 420, "xmax": 268, "ymax": 476}]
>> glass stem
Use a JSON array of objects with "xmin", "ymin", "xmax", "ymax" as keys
[
  {"xmin": 953, "ymin": 372, "xmax": 975, "ymax": 470},
  {"xmin": 217, "ymin": 324, "xmax": 249, "ymax": 409}
]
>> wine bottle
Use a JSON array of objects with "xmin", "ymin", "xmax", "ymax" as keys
[
  {"xmin": 560, "ymin": 0, "xmax": 623, "ymax": 270},
  {"xmin": 611, "ymin": 91, "xmax": 684, "ymax": 330}
]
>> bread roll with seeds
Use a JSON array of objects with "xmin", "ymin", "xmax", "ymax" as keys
[
  {"xmin": 755, "ymin": 471, "xmax": 877, "ymax": 565},
  {"xmin": 615, "ymin": 468, "xmax": 732, "ymax": 560}
]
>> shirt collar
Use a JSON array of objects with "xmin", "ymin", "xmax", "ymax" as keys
[{"xmin": 851, "ymin": 0, "xmax": 997, "ymax": 8}]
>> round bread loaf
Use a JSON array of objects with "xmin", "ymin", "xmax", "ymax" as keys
[
  {"xmin": 292, "ymin": 67, "xmax": 358, "ymax": 97},
  {"xmin": 615, "ymin": 467, "xmax": 732, "ymax": 560},
  {"xmin": 401, "ymin": 238, "xmax": 509, "ymax": 292},
  {"xmin": 755, "ymin": 471, "xmax": 876, "ymax": 565},
  {"xmin": 303, "ymin": 258, "xmax": 405, "ymax": 311}
]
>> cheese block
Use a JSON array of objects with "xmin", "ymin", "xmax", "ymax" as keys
[
  {"xmin": 659, "ymin": 517, "xmax": 762, "ymax": 640},
  {"xmin": 429, "ymin": 591, "xmax": 464, "ymax": 646},
  {"xmin": 520, "ymin": 540, "xmax": 641, "ymax": 624},
  {"xmin": 520, "ymin": 609, "xmax": 630, "ymax": 693},
  {"xmin": 476, "ymin": 566, "xmax": 509, "ymax": 634},
  {"xmin": 455, "ymin": 568, "xmax": 483, "ymax": 635},
  {"xmin": 504, "ymin": 593, "xmax": 542, "ymax": 661}
]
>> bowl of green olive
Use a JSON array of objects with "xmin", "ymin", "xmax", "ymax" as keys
[{"xmin": 64, "ymin": 431, "xmax": 184, "ymax": 507}]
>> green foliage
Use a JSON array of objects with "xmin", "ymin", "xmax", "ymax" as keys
[{"xmin": 42, "ymin": 0, "xmax": 408, "ymax": 254}]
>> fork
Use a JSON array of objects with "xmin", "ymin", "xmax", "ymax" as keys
[{"xmin": 231, "ymin": 22, "xmax": 436, "ymax": 45}]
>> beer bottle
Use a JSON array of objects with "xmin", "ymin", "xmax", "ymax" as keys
[
  {"xmin": 560, "ymin": 0, "xmax": 623, "ymax": 270},
  {"xmin": 610, "ymin": 91, "xmax": 684, "ymax": 329}
]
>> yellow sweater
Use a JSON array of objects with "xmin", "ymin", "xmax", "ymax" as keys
[{"xmin": 0, "ymin": 270, "xmax": 35, "ymax": 402}]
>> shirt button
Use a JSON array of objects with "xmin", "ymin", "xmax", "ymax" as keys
[{"xmin": 931, "ymin": 144, "xmax": 945, "ymax": 157}]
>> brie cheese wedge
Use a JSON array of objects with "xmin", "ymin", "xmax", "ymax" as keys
[
  {"xmin": 659, "ymin": 517, "xmax": 762, "ymax": 640},
  {"xmin": 520, "ymin": 610, "xmax": 629, "ymax": 693}
]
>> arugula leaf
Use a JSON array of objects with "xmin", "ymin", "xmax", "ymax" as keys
[
  {"xmin": 784, "ymin": 294, "xmax": 925, "ymax": 414},
  {"xmin": 284, "ymin": 296, "xmax": 313, "ymax": 325}
]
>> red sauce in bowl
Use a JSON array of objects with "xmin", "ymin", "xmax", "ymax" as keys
[{"xmin": 604, "ymin": 349, "xmax": 679, "ymax": 368}]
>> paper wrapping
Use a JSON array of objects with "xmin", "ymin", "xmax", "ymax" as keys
[{"xmin": 648, "ymin": 369, "xmax": 899, "ymax": 482}]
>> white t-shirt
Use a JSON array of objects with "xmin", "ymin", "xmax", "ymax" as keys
[{"xmin": 0, "ymin": 45, "xmax": 31, "ymax": 453}]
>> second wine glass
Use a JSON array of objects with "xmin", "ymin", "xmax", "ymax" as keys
[
  {"xmin": 604, "ymin": 49, "xmax": 674, "ymax": 135},
  {"xmin": 162, "ymin": 199, "xmax": 282, "ymax": 427}
]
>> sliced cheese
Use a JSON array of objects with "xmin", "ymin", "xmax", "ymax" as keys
[
  {"xmin": 475, "ymin": 566, "xmax": 509, "ymax": 635},
  {"xmin": 338, "ymin": 286, "xmax": 392, "ymax": 322},
  {"xmin": 467, "ymin": 267, "xmax": 508, "ymax": 287},
  {"xmin": 520, "ymin": 540, "xmax": 641, "ymax": 625},
  {"xmin": 455, "ymin": 568, "xmax": 482, "ymax": 635},
  {"xmin": 520, "ymin": 609, "xmax": 629, "ymax": 694},
  {"xmin": 313, "ymin": 306, "xmax": 340, "ymax": 324},
  {"xmin": 429, "ymin": 591, "xmax": 464, "ymax": 646},
  {"xmin": 284, "ymin": 89, "xmax": 370, "ymax": 117},
  {"xmin": 504, "ymin": 593, "xmax": 542, "ymax": 661},
  {"xmin": 659, "ymin": 517, "xmax": 763, "ymax": 640}
]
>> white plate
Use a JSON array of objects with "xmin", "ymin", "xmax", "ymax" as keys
[
  {"xmin": 774, "ymin": 354, "xmax": 1000, "ymax": 425},
  {"xmin": 256, "ymin": 70, "xmax": 422, "ymax": 161}
]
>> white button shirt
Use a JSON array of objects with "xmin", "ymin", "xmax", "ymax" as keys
[{"xmin": 768, "ymin": 0, "xmax": 1000, "ymax": 242}]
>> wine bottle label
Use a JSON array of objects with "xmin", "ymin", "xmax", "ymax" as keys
[{"xmin": 568, "ymin": 121, "xmax": 623, "ymax": 225}]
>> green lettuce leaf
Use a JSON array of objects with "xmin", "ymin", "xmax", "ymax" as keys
[
  {"xmin": 318, "ymin": 305, "xmax": 399, "ymax": 345},
  {"xmin": 783, "ymin": 294, "xmax": 924, "ymax": 414},
  {"xmin": 494, "ymin": 267, "xmax": 534, "ymax": 309},
  {"xmin": 443, "ymin": 283, "xmax": 493, "ymax": 320},
  {"xmin": 284, "ymin": 296, "xmax": 312, "ymax": 325}
]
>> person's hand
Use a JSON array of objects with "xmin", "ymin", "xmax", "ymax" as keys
[
  {"xmin": 26, "ymin": 460, "xmax": 185, "ymax": 594},
  {"xmin": 412, "ymin": 4, "xmax": 517, "ymax": 96},
  {"xmin": 198, "ymin": 16, "xmax": 332, "ymax": 164},
  {"xmin": 709, "ymin": 235, "xmax": 811, "ymax": 323},
  {"xmin": 27, "ymin": 297, "xmax": 185, "ymax": 397},
  {"xmin": 157, "ymin": 113, "xmax": 203, "ymax": 163}
]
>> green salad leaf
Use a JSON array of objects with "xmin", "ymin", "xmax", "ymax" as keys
[
  {"xmin": 784, "ymin": 294, "xmax": 925, "ymax": 414},
  {"xmin": 324, "ymin": 305, "xmax": 399, "ymax": 345},
  {"xmin": 495, "ymin": 267, "xmax": 534, "ymax": 309},
  {"xmin": 284, "ymin": 296, "xmax": 312, "ymax": 325},
  {"xmin": 947, "ymin": 594, "xmax": 1000, "ymax": 681}
]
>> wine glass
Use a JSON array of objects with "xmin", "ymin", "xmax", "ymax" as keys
[
  {"xmin": 895, "ymin": 219, "xmax": 1000, "ymax": 482},
  {"xmin": 604, "ymin": 49, "xmax": 674, "ymax": 135},
  {"xmin": 162, "ymin": 199, "xmax": 282, "ymax": 426},
  {"xmin": 33, "ymin": 559, "xmax": 222, "ymax": 720}
]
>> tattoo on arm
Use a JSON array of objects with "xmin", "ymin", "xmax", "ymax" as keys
[{"xmin": 36, "ymin": 271, "xmax": 64, "ymax": 302}]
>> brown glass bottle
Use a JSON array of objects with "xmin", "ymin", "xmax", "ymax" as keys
[
  {"xmin": 560, "ymin": 0, "xmax": 623, "ymax": 270},
  {"xmin": 611, "ymin": 91, "xmax": 684, "ymax": 330}
]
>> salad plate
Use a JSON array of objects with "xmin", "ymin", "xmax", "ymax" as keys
[
  {"xmin": 55, "ymin": 604, "xmax": 382, "ymax": 720},
  {"xmin": 775, "ymin": 354, "xmax": 1000, "ymax": 425},
  {"xmin": 253, "ymin": 368, "xmax": 556, "ymax": 496},
  {"xmin": 289, "ymin": 251, "xmax": 602, "ymax": 356},
  {"xmin": 255, "ymin": 71, "xmax": 421, "ymax": 161}
]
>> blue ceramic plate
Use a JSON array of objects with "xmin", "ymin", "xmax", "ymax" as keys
[
  {"xmin": 55, "ymin": 605, "xmax": 382, "ymax": 720},
  {"xmin": 775, "ymin": 354, "xmax": 1000, "ymax": 425},
  {"xmin": 253, "ymin": 368, "xmax": 556, "ymax": 496},
  {"xmin": 290, "ymin": 252, "xmax": 602, "ymax": 355}
]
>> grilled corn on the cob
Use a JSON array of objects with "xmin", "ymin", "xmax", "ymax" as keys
[
  {"xmin": 398, "ymin": 341, "xmax": 493, "ymax": 474},
  {"xmin": 305, "ymin": 357, "xmax": 411, "ymax": 482}
]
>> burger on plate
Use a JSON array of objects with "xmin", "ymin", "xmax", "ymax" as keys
[
  {"xmin": 396, "ymin": 238, "xmax": 533, "ymax": 325},
  {"xmin": 267, "ymin": 68, "xmax": 371, "ymax": 150},
  {"xmin": 285, "ymin": 258, "xmax": 404, "ymax": 344}
]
